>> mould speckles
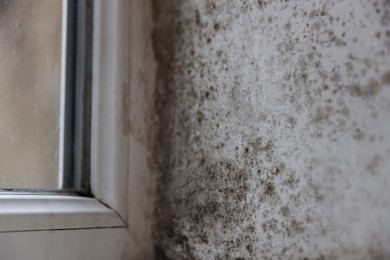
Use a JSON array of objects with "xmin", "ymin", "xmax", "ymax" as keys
[
  {"xmin": 264, "ymin": 181, "xmax": 276, "ymax": 197},
  {"xmin": 195, "ymin": 9, "xmax": 201, "ymax": 26},
  {"xmin": 348, "ymin": 79, "xmax": 382, "ymax": 98},
  {"xmin": 311, "ymin": 105, "xmax": 333, "ymax": 124},
  {"xmin": 353, "ymin": 128, "xmax": 366, "ymax": 141},
  {"xmin": 366, "ymin": 155, "xmax": 383, "ymax": 175},
  {"xmin": 272, "ymin": 162, "xmax": 285, "ymax": 175},
  {"xmin": 286, "ymin": 116, "xmax": 297, "ymax": 129},
  {"xmin": 213, "ymin": 22, "xmax": 220, "ymax": 31},
  {"xmin": 256, "ymin": 0, "xmax": 267, "ymax": 10},
  {"xmin": 261, "ymin": 219, "xmax": 278, "ymax": 233},
  {"xmin": 285, "ymin": 219, "xmax": 305, "ymax": 236},
  {"xmin": 242, "ymin": 137, "xmax": 276, "ymax": 162},
  {"xmin": 307, "ymin": 178, "xmax": 325, "ymax": 202},
  {"xmin": 382, "ymin": 70, "xmax": 390, "ymax": 85},
  {"xmin": 345, "ymin": 61, "xmax": 354, "ymax": 75},
  {"xmin": 196, "ymin": 110, "xmax": 204, "ymax": 125},
  {"xmin": 282, "ymin": 174, "xmax": 299, "ymax": 188},
  {"xmin": 284, "ymin": 21, "xmax": 292, "ymax": 31},
  {"xmin": 334, "ymin": 38, "xmax": 347, "ymax": 47},
  {"xmin": 280, "ymin": 206, "xmax": 290, "ymax": 217},
  {"xmin": 261, "ymin": 217, "xmax": 306, "ymax": 240},
  {"xmin": 153, "ymin": 0, "xmax": 390, "ymax": 258},
  {"xmin": 381, "ymin": 9, "xmax": 390, "ymax": 26}
]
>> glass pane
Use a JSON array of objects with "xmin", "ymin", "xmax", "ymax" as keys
[{"xmin": 0, "ymin": 0, "xmax": 62, "ymax": 189}]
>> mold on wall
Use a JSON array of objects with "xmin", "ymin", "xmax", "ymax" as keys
[{"xmin": 153, "ymin": 0, "xmax": 390, "ymax": 259}]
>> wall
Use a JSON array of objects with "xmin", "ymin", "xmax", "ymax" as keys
[
  {"xmin": 153, "ymin": 0, "xmax": 390, "ymax": 259},
  {"xmin": 124, "ymin": 0, "xmax": 156, "ymax": 258}
]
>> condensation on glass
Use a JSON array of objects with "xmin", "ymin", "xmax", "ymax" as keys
[{"xmin": 0, "ymin": 0, "xmax": 62, "ymax": 189}]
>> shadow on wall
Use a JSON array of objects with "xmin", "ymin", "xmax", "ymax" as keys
[{"xmin": 152, "ymin": 0, "xmax": 185, "ymax": 257}]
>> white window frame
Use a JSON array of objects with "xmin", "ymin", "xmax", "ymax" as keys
[{"xmin": 0, "ymin": 0, "xmax": 129, "ymax": 233}]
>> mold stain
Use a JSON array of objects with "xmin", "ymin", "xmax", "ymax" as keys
[
  {"xmin": 382, "ymin": 70, "xmax": 390, "ymax": 85},
  {"xmin": 152, "ymin": 0, "xmax": 390, "ymax": 259},
  {"xmin": 349, "ymin": 79, "xmax": 382, "ymax": 98}
]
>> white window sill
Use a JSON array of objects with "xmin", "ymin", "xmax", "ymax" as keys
[{"xmin": 0, "ymin": 195, "xmax": 125, "ymax": 233}]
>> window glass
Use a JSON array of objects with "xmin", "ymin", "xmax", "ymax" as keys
[{"xmin": 0, "ymin": 0, "xmax": 62, "ymax": 189}]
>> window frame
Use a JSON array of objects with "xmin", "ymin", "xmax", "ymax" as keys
[
  {"xmin": 59, "ymin": 0, "xmax": 93, "ymax": 191},
  {"xmin": 0, "ymin": 0, "xmax": 129, "ymax": 233}
]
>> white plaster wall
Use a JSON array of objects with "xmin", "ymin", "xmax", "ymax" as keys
[{"xmin": 153, "ymin": 0, "xmax": 390, "ymax": 259}]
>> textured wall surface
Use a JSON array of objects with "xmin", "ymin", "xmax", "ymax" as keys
[{"xmin": 153, "ymin": 0, "xmax": 390, "ymax": 259}]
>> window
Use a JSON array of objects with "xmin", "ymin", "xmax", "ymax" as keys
[
  {"xmin": 0, "ymin": 0, "xmax": 93, "ymax": 193},
  {"xmin": 0, "ymin": 0, "xmax": 138, "ymax": 258},
  {"xmin": 59, "ymin": 0, "xmax": 93, "ymax": 192},
  {"xmin": 0, "ymin": 0, "xmax": 63, "ymax": 189},
  {"xmin": 0, "ymin": 1, "xmax": 129, "ymax": 257}
]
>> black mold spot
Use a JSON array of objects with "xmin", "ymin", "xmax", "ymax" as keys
[
  {"xmin": 353, "ymin": 128, "xmax": 365, "ymax": 141},
  {"xmin": 335, "ymin": 38, "xmax": 347, "ymax": 47},
  {"xmin": 366, "ymin": 155, "xmax": 383, "ymax": 175},
  {"xmin": 382, "ymin": 71, "xmax": 390, "ymax": 85},
  {"xmin": 264, "ymin": 182, "xmax": 276, "ymax": 196},
  {"xmin": 257, "ymin": 0, "xmax": 267, "ymax": 10},
  {"xmin": 349, "ymin": 80, "xmax": 382, "ymax": 98},
  {"xmin": 280, "ymin": 206, "xmax": 290, "ymax": 217},
  {"xmin": 195, "ymin": 9, "xmax": 201, "ymax": 26}
]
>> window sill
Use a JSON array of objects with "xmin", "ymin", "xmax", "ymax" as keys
[{"xmin": 0, "ymin": 195, "xmax": 124, "ymax": 233}]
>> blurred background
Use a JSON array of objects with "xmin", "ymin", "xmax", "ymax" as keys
[{"xmin": 0, "ymin": 0, "xmax": 62, "ymax": 189}]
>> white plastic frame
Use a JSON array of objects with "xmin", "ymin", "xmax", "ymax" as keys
[{"xmin": 0, "ymin": 0, "xmax": 129, "ymax": 233}]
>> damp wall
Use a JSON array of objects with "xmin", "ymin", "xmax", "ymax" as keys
[{"xmin": 153, "ymin": 0, "xmax": 390, "ymax": 259}]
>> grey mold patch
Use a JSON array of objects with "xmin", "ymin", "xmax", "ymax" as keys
[{"xmin": 153, "ymin": 0, "xmax": 390, "ymax": 259}]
